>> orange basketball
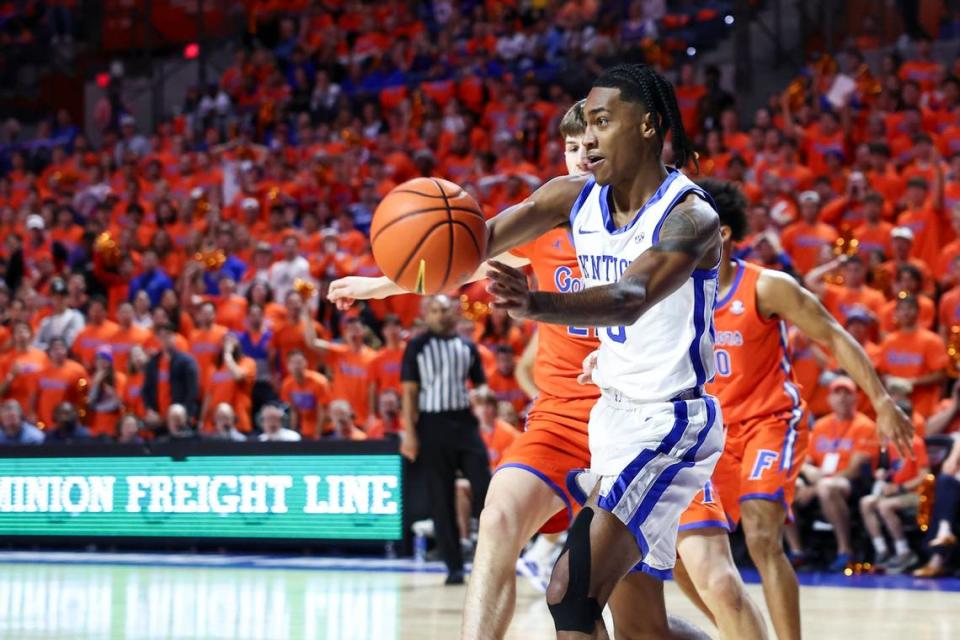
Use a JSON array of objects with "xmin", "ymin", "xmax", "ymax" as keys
[{"xmin": 370, "ymin": 177, "xmax": 487, "ymax": 295}]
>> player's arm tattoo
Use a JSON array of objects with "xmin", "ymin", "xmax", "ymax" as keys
[{"xmin": 524, "ymin": 196, "xmax": 720, "ymax": 327}]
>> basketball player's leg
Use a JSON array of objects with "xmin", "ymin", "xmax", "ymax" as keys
[
  {"xmin": 461, "ymin": 467, "xmax": 567, "ymax": 640},
  {"xmin": 608, "ymin": 571, "xmax": 712, "ymax": 640},
  {"xmin": 671, "ymin": 557, "xmax": 714, "ymax": 624},
  {"xmin": 735, "ymin": 414, "xmax": 806, "ymax": 640}
]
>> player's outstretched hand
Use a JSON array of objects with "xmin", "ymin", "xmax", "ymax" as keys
[
  {"xmin": 327, "ymin": 276, "xmax": 383, "ymax": 310},
  {"xmin": 876, "ymin": 397, "xmax": 915, "ymax": 459},
  {"xmin": 486, "ymin": 260, "xmax": 532, "ymax": 319},
  {"xmin": 577, "ymin": 350, "xmax": 599, "ymax": 385}
]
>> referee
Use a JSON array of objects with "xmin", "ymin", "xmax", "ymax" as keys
[{"xmin": 401, "ymin": 295, "xmax": 491, "ymax": 585}]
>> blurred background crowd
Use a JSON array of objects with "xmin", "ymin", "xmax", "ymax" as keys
[{"xmin": 1, "ymin": 0, "xmax": 960, "ymax": 576}]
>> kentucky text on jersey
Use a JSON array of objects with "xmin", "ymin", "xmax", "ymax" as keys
[{"xmin": 575, "ymin": 255, "xmax": 632, "ymax": 283}]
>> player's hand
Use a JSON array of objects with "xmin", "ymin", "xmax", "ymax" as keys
[
  {"xmin": 400, "ymin": 431, "xmax": 419, "ymax": 462},
  {"xmin": 486, "ymin": 260, "xmax": 532, "ymax": 319},
  {"xmin": 577, "ymin": 350, "xmax": 599, "ymax": 385},
  {"xmin": 327, "ymin": 277, "xmax": 378, "ymax": 310},
  {"xmin": 875, "ymin": 396, "xmax": 914, "ymax": 459}
]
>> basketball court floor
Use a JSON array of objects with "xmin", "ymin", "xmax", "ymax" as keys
[{"xmin": 0, "ymin": 552, "xmax": 957, "ymax": 639}]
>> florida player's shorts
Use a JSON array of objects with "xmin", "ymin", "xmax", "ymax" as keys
[
  {"xmin": 712, "ymin": 410, "xmax": 811, "ymax": 525},
  {"xmin": 567, "ymin": 391, "xmax": 723, "ymax": 578},
  {"xmin": 494, "ymin": 397, "xmax": 594, "ymax": 534}
]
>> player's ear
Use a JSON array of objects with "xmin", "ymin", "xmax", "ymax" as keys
[
  {"xmin": 638, "ymin": 110, "xmax": 658, "ymax": 140},
  {"xmin": 720, "ymin": 225, "xmax": 733, "ymax": 243}
]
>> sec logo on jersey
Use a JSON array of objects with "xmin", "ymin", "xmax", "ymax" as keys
[{"xmin": 730, "ymin": 300, "xmax": 745, "ymax": 315}]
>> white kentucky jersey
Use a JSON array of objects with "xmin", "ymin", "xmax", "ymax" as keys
[{"xmin": 569, "ymin": 168, "xmax": 719, "ymax": 403}]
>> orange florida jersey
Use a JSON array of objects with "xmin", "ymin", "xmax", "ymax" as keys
[
  {"xmin": 510, "ymin": 228, "xmax": 599, "ymax": 403},
  {"xmin": 707, "ymin": 260, "xmax": 804, "ymax": 425}
]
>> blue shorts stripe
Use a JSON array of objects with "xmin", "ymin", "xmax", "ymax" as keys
[
  {"xmin": 628, "ymin": 397, "xmax": 718, "ymax": 532},
  {"xmin": 598, "ymin": 400, "xmax": 691, "ymax": 512},
  {"xmin": 629, "ymin": 561, "xmax": 674, "ymax": 580},
  {"xmin": 565, "ymin": 469, "xmax": 590, "ymax": 507}
]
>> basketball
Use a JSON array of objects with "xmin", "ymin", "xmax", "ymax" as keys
[{"xmin": 370, "ymin": 177, "xmax": 487, "ymax": 295}]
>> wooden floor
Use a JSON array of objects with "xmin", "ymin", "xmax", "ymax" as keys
[{"xmin": 0, "ymin": 553, "xmax": 957, "ymax": 639}]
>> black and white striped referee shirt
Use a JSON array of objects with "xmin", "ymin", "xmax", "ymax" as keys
[{"xmin": 401, "ymin": 331, "xmax": 486, "ymax": 414}]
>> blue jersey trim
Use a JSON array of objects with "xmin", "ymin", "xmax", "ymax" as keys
[
  {"xmin": 677, "ymin": 519, "xmax": 732, "ymax": 533},
  {"xmin": 716, "ymin": 260, "xmax": 745, "ymax": 309},
  {"xmin": 600, "ymin": 168, "xmax": 681, "ymax": 235},
  {"xmin": 689, "ymin": 276, "xmax": 708, "ymax": 386},
  {"xmin": 629, "ymin": 560, "xmax": 674, "ymax": 580},
  {"xmin": 568, "ymin": 177, "xmax": 596, "ymax": 230}
]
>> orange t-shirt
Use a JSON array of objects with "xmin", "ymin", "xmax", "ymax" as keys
[
  {"xmin": 486, "ymin": 369, "xmax": 530, "ymax": 415},
  {"xmin": 480, "ymin": 419, "xmax": 521, "ymax": 470},
  {"xmin": 188, "ymin": 325, "xmax": 230, "ymax": 379},
  {"xmin": 280, "ymin": 371, "xmax": 331, "ymax": 438},
  {"xmin": 938, "ymin": 239, "xmax": 960, "ymax": 284},
  {"xmin": 108, "ymin": 325, "xmax": 151, "ymax": 373},
  {"xmin": 89, "ymin": 371, "xmax": 127, "ymax": 437},
  {"xmin": 939, "ymin": 286, "xmax": 960, "ymax": 330},
  {"xmin": 804, "ymin": 127, "xmax": 846, "ymax": 177},
  {"xmin": 214, "ymin": 295, "xmax": 249, "ymax": 332},
  {"xmin": 35, "ymin": 359, "xmax": 88, "ymax": 429},
  {"xmin": 123, "ymin": 371, "xmax": 145, "ymax": 418},
  {"xmin": 854, "ymin": 220, "xmax": 895, "ymax": 259},
  {"xmin": 821, "ymin": 283, "xmax": 886, "ymax": 325},
  {"xmin": 706, "ymin": 261, "xmax": 805, "ymax": 425},
  {"xmin": 790, "ymin": 330, "xmax": 831, "ymax": 417},
  {"xmin": 156, "ymin": 355, "xmax": 172, "ymax": 416},
  {"xmin": 896, "ymin": 206, "xmax": 941, "ymax": 270},
  {"xmin": 879, "ymin": 295, "xmax": 936, "ymax": 334},
  {"xmin": 201, "ymin": 358, "xmax": 256, "ymax": 433},
  {"xmin": 369, "ymin": 345, "xmax": 405, "ymax": 396},
  {"xmin": 876, "ymin": 329, "xmax": 950, "ymax": 416},
  {"xmin": 0, "ymin": 348, "xmax": 50, "ymax": 416},
  {"xmin": 73, "ymin": 321, "xmax": 120, "ymax": 370},
  {"xmin": 326, "ymin": 344, "xmax": 376, "ymax": 423},
  {"xmin": 808, "ymin": 412, "xmax": 878, "ymax": 474},
  {"xmin": 886, "ymin": 434, "xmax": 930, "ymax": 485},
  {"xmin": 270, "ymin": 319, "xmax": 330, "ymax": 375},
  {"xmin": 899, "ymin": 60, "xmax": 943, "ymax": 91},
  {"xmin": 780, "ymin": 221, "xmax": 838, "ymax": 275}
]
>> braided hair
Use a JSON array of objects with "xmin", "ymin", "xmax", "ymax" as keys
[{"xmin": 593, "ymin": 64, "xmax": 698, "ymax": 172}]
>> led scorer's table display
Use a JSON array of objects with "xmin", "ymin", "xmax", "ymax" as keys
[{"xmin": 0, "ymin": 453, "xmax": 402, "ymax": 541}]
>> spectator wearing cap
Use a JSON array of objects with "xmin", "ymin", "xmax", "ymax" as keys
[
  {"xmin": 897, "ymin": 175, "xmax": 942, "ymax": 271},
  {"xmin": 199, "ymin": 332, "xmax": 257, "ymax": 435},
  {"xmin": 804, "ymin": 254, "xmax": 886, "ymax": 323},
  {"xmin": 0, "ymin": 400, "xmax": 44, "ymax": 444},
  {"xmin": 853, "ymin": 191, "xmax": 895, "ymax": 259},
  {"xmin": 325, "ymin": 400, "xmax": 367, "ymax": 440},
  {"xmin": 879, "ymin": 265, "xmax": 936, "ymax": 333},
  {"xmin": 45, "ymin": 402, "xmax": 92, "ymax": 443},
  {"xmin": 128, "ymin": 249, "xmax": 174, "ymax": 308},
  {"xmin": 875, "ymin": 294, "xmax": 949, "ymax": 417},
  {"xmin": 780, "ymin": 190, "xmax": 839, "ymax": 274},
  {"xmin": 34, "ymin": 277, "xmax": 84, "ymax": 350},
  {"xmin": 87, "ymin": 346, "xmax": 126, "ymax": 438},
  {"xmin": 72, "ymin": 296, "xmax": 118, "ymax": 370},
  {"xmin": 268, "ymin": 233, "xmax": 312, "ymax": 304},
  {"xmin": 257, "ymin": 403, "xmax": 301, "ymax": 442},
  {"xmin": 879, "ymin": 226, "xmax": 936, "ymax": 295},
  {"xmin": 279, "ymin": 349, "xmax": 329, "ymax": 439},
  {"xmin": 788, "ymin": 376, "xmax": 879, "ymax": 572},
  {"xmin": 22, "ymin": 213, "xmax": 52, "ymax": 270},
  {"xmin": 0, "ymin": 321, "xmax": 49, "ymax": 419},
  {"xmin": 143, "ymin": 323, "xmax": 200, "ymax": 426},
  {"xmin": 306, "ymin": 313, "xmax": 377, "ymax": 424},
  {"xmin": 34, "ymin": 336, "xmax": 87, "ymax": 430}
]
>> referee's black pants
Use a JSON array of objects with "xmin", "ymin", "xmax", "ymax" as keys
[{"xmin": 417, "ymin": 409, "xmax": 491, "ymax": 574}]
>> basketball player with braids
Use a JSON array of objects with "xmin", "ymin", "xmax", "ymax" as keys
[{"xmin": 332, "ymin": 98, "xmax": 712, "ymax": 639}]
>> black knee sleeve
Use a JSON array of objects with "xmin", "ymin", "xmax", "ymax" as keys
[{"xmin": 548, "ymin": 507, "xmax": 603, "ymax": 634}]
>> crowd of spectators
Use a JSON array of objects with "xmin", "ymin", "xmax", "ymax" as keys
[{"xmin": 1, "ymin": 1, "xmax": 960, "ymax": 574}]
